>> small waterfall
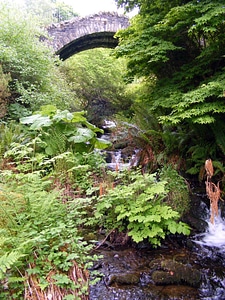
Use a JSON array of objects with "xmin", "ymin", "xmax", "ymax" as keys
[
  {"xmin": 195, "ymin": 159, "xmax": 225, "ymax": 249},
  {"xmin": 101, "ymin": 119, "xmax": 139, "ymax": 171},
  {"xmin": 105, "ymin": 150, "xmax": 138, "ymax": 171},
  {"xmin": 191, "ymin": 159, "xmax": 225, "ymax": 299},
  {"xmin": 192, "ymin": 209, "xmax": 225, "ymax": 300},
  {"xmin": 196, "ymin": 213, "xmax": 225, "ymax": 249},
  {"xmin": 107, "ymin": 150, "xmax": 123, "ymax": 171}
]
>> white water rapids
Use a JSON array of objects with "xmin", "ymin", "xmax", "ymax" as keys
[{"xmin": 194, "ymin": 211, "xmax": 225, "ymax": 250}]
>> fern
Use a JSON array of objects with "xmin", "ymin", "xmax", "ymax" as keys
[
  {"xmin": 0, "ymin": 171, "xmax": 94, "ymax": 297},
  {"xmin": 44, "ymin": 128, "xmax": 67, "ymax": 155},
  {"xmin": 0, "ymin": 251, "xmax": 24, "ymax": 280}
]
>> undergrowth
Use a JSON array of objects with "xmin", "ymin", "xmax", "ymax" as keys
[
  {"xmin": 0, "ymin": 118, "xmax": 192, "ymax": 298},
  {"xmin": 87, "ymin": 168, "xmax": 191, "ymax": 247},
  {"xmin": 0, "ymin": 172, "xmax": 98, "ymax": 299}
]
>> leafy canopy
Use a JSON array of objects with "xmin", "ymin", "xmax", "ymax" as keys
[
  {"xmin": 62, "ymin": 48, "xmax": 133, "ymax": 124},
  {"xmin": 115, "ymin": 0, "xmax": 225, "ymax": 125},
  {"xmin": 0, "ymin": 2, "xmax": 77, "ymax": 118}
]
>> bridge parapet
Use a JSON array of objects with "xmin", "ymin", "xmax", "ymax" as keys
[{"xmin": 45, "ymin": 12, "xmax": 129, "ymax": 59}]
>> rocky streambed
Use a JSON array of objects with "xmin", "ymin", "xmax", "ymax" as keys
[
  {"xmin": 89, "ymin": 191, "xmax": 225, "ymax": 300},
  {"xmin": 89, "ymin": 239, "xmax": 225, "ymax": 300},
  {"xmin": 90, "ymin": 245, "xmax": 201, "ymax": 300}
]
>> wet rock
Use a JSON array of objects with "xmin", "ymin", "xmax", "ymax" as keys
[
  {"xmin": 183, "ymin": 193, "xmax": 209, "ymax": 232},
  {"xmin": 150, "ymin": 259, "xmax": 201, "ymax": 287},
  {"xmin": 160, "ymin": 285, "xmax": 200, "ymax": 300},
  {"xmin": 106, "ymin": 272, "xmax": 140, "ymax": 286},
  {"xmin": 183, "ymin": 214, "xmax": 208, "ymax": 232}
]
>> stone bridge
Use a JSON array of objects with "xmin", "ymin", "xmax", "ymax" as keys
[{"xmin": 45, "ymin": 12, "xmax": 129, "ymax": 60}]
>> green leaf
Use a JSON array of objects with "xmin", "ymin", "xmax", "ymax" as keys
[
  {"xmin": 39, "ymin": 105, "xmax": 57, "ymax": 116},
  {"xmin": 20, "ymin": 114, "xmax": 52, "ymax": 130},
  {"xmin": 71, "ymin": 111, "xmax": 87, "ymax": 123},
  {"xmin": 144, "ymin": 214, "xmax": 161, "ymax": 223},
  {"xmin": 94, "ymin": 138, "xmax": 111, "ymax": 149},
  {"xmin": 167, "ymin": 221, "xmax": 178, "ymax": 234},
  {"xmin": 53, "ymin": 110, "xmax": 74, "ymax": 122},
  {"xmin": 0, "ymin": 251, "xmax": 25, "ymax": 279},
  {"xmin": 68, "ymin": 128, "xmax": 95, "ymax": 143}
]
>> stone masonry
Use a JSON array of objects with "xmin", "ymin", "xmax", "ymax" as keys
[{"xmin": 44, "ymin": 12, "xmax": 130, "ymax": 60}]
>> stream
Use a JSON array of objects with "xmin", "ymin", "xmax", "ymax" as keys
[
  {"xmin": 88, "ymin": 122, "xmax": 225, "ymax": 299},
  {"xmin": 89, "ymin": 205, "xmax": 225, "ymax": 300}
]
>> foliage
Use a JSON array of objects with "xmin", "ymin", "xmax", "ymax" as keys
[
  {"xmin": 62, "ymin": 48, "xmax": 133, "ymax": 124},
  {"xmin": 0, "ymin": 65, "xmax": 11, "ymax": 118},
  {"xmin": 4, "ymin": 0, "xmax": 78, "ymax": 25},
  {"xmin": 115, "ymin": 0, "xmax": 141, "ymax": 12},
  {"xmin": 91, "ymin": 169, "xmax": 190, "ymax": 246},
  {"xmin": 53, "ymin": 1, "xmax": 79, "ymax": 22},
  {"xmin": 20, "ymin": 105, "xmax": 111, "ymax": 154},
  {"xmin": 0, "ymin": 3, "xmax": 77, "ymax": 118},
  {"xmin": 115, "ymin": 0, "xmax": 225, "ymax": 174},
  {"xmin": 1, "ymin": 106, "xmax": 109, "ymax": 180},
  {"xmin": 159, "ymin": 165, "xmax": 190, "ymax": 216},
  {"xmin": 0, "ymin": 172, "xmax": 96, "ymax": 299},
  {"xmin": 0, "ymin": 122, "xmax": 26, "ymax": 159}
]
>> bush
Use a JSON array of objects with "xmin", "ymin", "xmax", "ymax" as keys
[
  {"xmin": 159, "ymin": 165, "xmax": 190, "ymax": 216},
  {"xmin": 0, "ymin": 3, "xmax": 77, "ymax": 116},
  {"xmin": 91, "ymin": 169, "xmax": 190, "ymax": 247},
  {"xmin": 0, "ymin": 172, "xmax": 96, "ymax": 299}
]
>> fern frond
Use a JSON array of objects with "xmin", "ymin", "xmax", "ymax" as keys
[
  {"xmin": 0, "ymin": 251, "xmax": 24, "ymax": 279},
  {"xmin": 44, "ymin": 128, "xmax": 67, "ymax": 155},
  {"xmin": 0, "ymin": 236, "xmax": 10, "ymax": 248}
]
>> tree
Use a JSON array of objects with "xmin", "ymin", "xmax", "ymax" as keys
[
  {"xmin": 0, "ymin": 3, "xmax": 77, "ymax": 119},
  {"xmin": 115, "ymin": 0, "xmax": 225, "ymax": 170},
  {"xmin": 53, "ymin": 1, "xmax": 78, "ymax": 22},
  {"xmin": 24, "ymin": 0, "xmax": 78, "ymax": 24},
  {"xmin": 61, "ymin": 48, "xmax": 133, "ymax": 125}
]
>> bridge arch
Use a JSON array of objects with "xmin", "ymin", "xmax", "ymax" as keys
[{"xmin": 45, "ymin": 12, "xmax": 129, "ymax": 60}]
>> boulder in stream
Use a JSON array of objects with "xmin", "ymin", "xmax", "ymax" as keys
[
  {"xmin": 150, "ymin": 259, "xmax": 201, "ymax": 287},
  {"xmin": 106, "ymin": 272, "xmax": 140, "ymax": 286}
]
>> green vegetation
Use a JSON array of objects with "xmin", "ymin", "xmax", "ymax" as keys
[
  {"xmin": 0, "ymin": 172, "xmax": 95, "ymax": 299},
  {"xmin": 62, "ymin": 48, "xmax": 133, "ymax": 124},
  {"xmin": 0, "ymin": 2, "xmax": 77, "ymax": 119},
  {"xmin": 115, "ymin": 0, "xmax": 225, "ymax": 177},
  {"xmin": 2, "ymin": 0, "xmax": 225, "ymax": 297},
  {"xmin": 90, "ymin": 169, "xmax": 190, "ymax": 247}
]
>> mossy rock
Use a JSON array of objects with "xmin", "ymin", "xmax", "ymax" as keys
[
  {"xmin": 150, "ymin": 259, "xmax": 201, "ymax": 287},
  {"xmin": 106, "ymin": 272, "xmax": 140, "ymax": 286}
]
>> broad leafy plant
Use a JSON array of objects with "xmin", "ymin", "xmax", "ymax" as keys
[
  {"xmin": 20, "ymin": 105, "xmax": 110, "ymax": 155},
  {"xmin": 92, "ymin": 169, "xmax": 190, "ymax": 247},
  {"xmin": 3, "ymin": 105, "xmax": 110, "ymax": 174}
]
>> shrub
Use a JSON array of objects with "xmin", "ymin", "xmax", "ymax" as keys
[
  {"xmin": 91, "ymin": 169, "xmax": 190, "ymax": 247},
  {"xmin": 0, "ymin": 172, "xmax": 97, "ymax": 299},
  {"xmin": 159, "ymin": 165, "xmax": 190, "ymax": 216}
]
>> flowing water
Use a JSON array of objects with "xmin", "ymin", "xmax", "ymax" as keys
[
  {"xmin": 89, "ymin": 191, "xmax": 225, "ymax": 299},
  {"xmin": 93, "ymin": 122, "xmax": 225, "ymax": 299},
  {"xmin": 192, "ymin": 211, "xmax": 225, "ymax": 300},
  {"xmin": 194, "ymin": 213, "xmax": 225, "ymax": 249}
]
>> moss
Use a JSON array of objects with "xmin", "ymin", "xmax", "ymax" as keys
[
  {"xmin": 151, "ymin": 259, "xmax": 201, "ymax": 287},
  {"xmin": 106, "ymin": 272, "xmax": 140, "ymax": 286}
]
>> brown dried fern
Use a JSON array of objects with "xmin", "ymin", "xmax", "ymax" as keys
[
  {"xmin": 205, "ymin": 159, "xmax": 222, "ymax": 224},
  {"xmin": 25, "ymin": 261, "xmax": 89, "ymax": 300}
]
